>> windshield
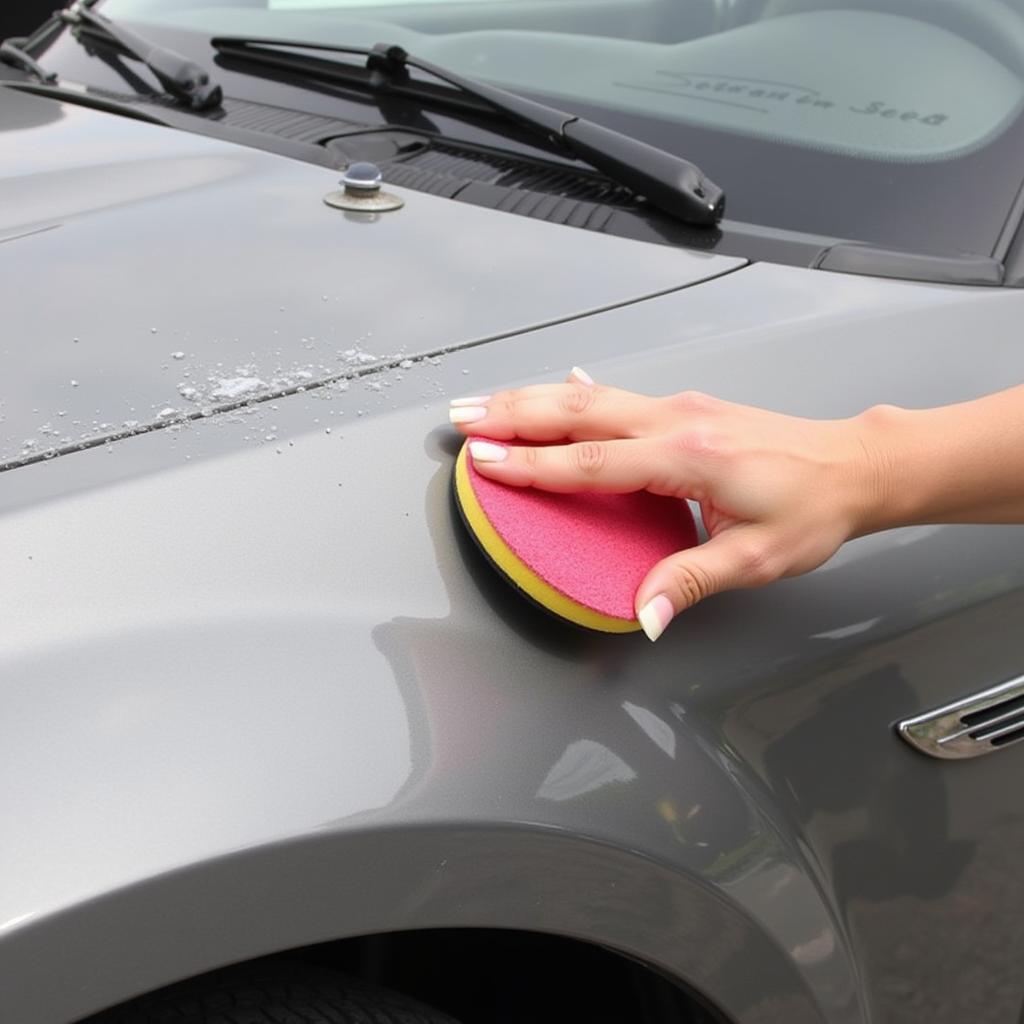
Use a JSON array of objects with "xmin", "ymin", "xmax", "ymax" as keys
[{"xmin": 93, "ymin": 0, "xmax": 1024, "ymax": 254}]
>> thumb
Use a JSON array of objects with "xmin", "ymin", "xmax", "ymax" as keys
[{"xmin": 634, "ymin": 530, "xmax": 772, "ymax": 641}]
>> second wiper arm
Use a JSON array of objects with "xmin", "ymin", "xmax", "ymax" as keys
[
  {"xmin": 62, "ymin": 0, "xmax": 222, "ymax": 111},
  {"xmin": 375, "ymin": 44, "xmax": 724, "ymax": 226},
  {"xmin": 213, "ymin": 38, "xmax": 724, "ymax": 226}
]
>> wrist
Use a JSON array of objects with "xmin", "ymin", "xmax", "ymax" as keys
[{"xmin": 845, "ymin": 403, "xmax": 915, "ymax": 537}]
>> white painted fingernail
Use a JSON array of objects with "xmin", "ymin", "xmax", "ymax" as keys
[
  {"xmin": 570, "ymin": 366, "xmax": 595, "ymax": 387},
  {"xmin": 449, "ymin": 406, "xmax": 488, "ymax": 424},
  {"xmin": 450, "ymin": 395, "xmax": 491, "ymax": 407},
  {"xmin": 637, "ymin": 594, "xmax": 674, "ymax": 642},
  {"xmin": 469, "ymin": 440, "xmax": 508, "ymax": 462}
]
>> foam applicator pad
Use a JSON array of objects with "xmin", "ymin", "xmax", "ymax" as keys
[{"xmin": 454, "ymin": 438, "xmax": 699, "ymax": 632}]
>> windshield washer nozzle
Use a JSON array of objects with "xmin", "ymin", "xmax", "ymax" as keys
[
  {"xmin": 342, "ymin": 162, "xmax": 384, "ymax": 195},
  {"xmin": 325, "ymin": 162, "xmax": 404, "ymax": 212}
]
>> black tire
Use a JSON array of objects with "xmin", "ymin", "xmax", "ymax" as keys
[{"xmin": 86, "ymin": 962, "xmax": 463, "ymax": 1024}]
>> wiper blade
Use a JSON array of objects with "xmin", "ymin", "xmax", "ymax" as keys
[
  {"xmin": 62, "ymin": 0, "xmax": 222, "ymax": 111},
  {"xmin": 0, "ymin": 39, "xmax": 56, "ymax": 83},
  {"xmin": 212, "ymin": 38, "xmax": 724, "ymax": 226}
]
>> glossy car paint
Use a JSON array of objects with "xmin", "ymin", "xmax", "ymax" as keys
[
  {"xmin": 0, "ymin": 88, "xmax": 740, "ymax": 467},
  {"xmin": 1, "ymin": 85, "xmax": 1024, "ymax": 1024}
]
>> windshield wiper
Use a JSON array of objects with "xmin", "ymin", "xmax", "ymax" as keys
[
  {"xmin": 61, "ymin": 0, "xmax": 222, "ymax": 111},
  {"xmin": 0, "ymin": 39, "xmax": 57, "ymax": 83},
  {"xmin": 212, "ymin": 38, "xmax": 724, "ymax": 226}
]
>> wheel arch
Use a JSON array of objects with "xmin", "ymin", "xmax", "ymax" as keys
[{"xmin": 4, "ymin": 821, "xmax": 850, "ymax": 1024}]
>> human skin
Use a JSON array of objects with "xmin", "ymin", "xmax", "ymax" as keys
[{"xmin": 448, "ymin": 369, "xmax": 1024, "ymax": 641}]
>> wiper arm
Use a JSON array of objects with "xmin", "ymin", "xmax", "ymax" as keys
[
  {"xmin": 212, "ymin": 38, "xmax": 724, "ymax": 226},
  {"xmin": 61, "ymin": 0, "xmax": 222, "ymax": 111},
  {"xmin": 0, "ymin": 39, "xmax": 57, "ymax": 83}
]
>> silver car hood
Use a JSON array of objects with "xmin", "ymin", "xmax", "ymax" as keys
[{"xmin": 0, "ymin": 88, "xmax": 741, "ymax": 469}]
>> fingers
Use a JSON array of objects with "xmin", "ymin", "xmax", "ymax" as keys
[
  {"xmin": 634, "ymin": 528, "xmax": 779, "ymax": 640},
  {"xmin": 450, "ymin": 378, "xmax": 659, "ymax": 442},
  {"xmin": 467, "ymin": 436, "xmax": 700, "ymax": 496}
]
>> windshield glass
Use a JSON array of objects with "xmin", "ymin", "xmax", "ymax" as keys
[{"xmin": 96, "ymin": 0, "xmax": 1024, "ymax": 254}]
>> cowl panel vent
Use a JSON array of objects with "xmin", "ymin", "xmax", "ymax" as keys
[
  {"xmin": 221, "ymin": 98, "xmax": 365, "ymax": 143},
  {"xmin": 323, "ymin": 132, "xmax": 640, "ymax": 229}
]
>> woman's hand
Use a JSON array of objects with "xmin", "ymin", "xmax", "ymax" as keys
[{"xmin": 449, "ymin": 369, "xmax": 887, "ymax": 640}]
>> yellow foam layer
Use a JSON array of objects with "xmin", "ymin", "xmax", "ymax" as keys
[{"xmin": 454, "ymin": 442, "xmax": 640, "ymax": 633}]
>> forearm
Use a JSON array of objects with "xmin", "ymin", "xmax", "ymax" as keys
[
  {"xmin": 856, "ymin": 384, "xmax": 1024, "ymax": 533},
  {"xmin": 449, "ymin": 375, "xmax": 1024, "ymax": 631}
]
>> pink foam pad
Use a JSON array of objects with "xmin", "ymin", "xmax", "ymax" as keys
[{"xmin": 465, "ymin": 438, "xmax": 699, "ymax": 620}]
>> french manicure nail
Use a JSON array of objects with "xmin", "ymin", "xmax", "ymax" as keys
[
  {"xmin": 469, "ymin": 440, "xmax": 508, "ymax": 462},
  {"xmin": 637, "ymin": 594, "xmax": 674, "ymax": 642},
  {"xmin": 450, "ymin": 395, "xmax": 491, "ymax": 407},
  {"xmin": 449, "ymin": 406, "xmax": 488, "ymax": 425},
  {"xmin": 570, "ymin": 366, "xmax": 595, "ymax": 387}
]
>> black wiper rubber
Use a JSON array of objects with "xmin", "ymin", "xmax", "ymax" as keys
[
  {"xmin": 0, "ymin": 39, "xmax": 56, "ymax": 83},
  {"xmin": 212, "ymin": 38, "xmax": 724, "ymax": 226},
  {"xmin": 62, "ymin": 0, "xmax": 222, "ymax": 111}
]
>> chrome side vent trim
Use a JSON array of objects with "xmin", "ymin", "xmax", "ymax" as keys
[{"xmin": 898, "ymin": 674, "xmax": 1024, "ymax": 759}]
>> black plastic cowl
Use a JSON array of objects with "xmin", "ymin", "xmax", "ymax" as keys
[{"xmin": 813, "ymin": 242, "xmax": 1003, "ymax": 286}]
